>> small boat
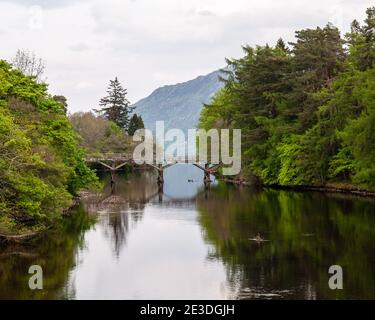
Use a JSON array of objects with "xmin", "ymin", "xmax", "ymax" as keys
[{"xmin": 187, "ymin": 179, "xmax": 194, "ymax": 183}]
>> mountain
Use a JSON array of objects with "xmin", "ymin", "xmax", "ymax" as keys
[{"xmin": 132, "ymin": 70, "xmax": 224, "ymax": 132}]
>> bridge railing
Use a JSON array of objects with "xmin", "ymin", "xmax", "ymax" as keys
[
  {"xmin": 85, "ymin": 153, "xmax": 215, "ymax": 164},
  {"xmin": 85, "ymin": 153, "xmax": 133, "ymax": 162}
]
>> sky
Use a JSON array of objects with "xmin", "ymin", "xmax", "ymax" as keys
[{"xmin": 0, "ymin": 0, "xmax": 373, "ymax": 113}]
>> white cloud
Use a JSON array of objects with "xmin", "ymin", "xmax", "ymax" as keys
[
  {"xmin": 75, "ymin": 81, "xmax": 93, "ymax": 89},
  {"xmin": 0, "ymin": 0, "xmax": 373, "ymax": 113},
  {"xmin": 69, "ymin": 42, "xmax": 90, "ymax": 52},
  {"xmin": 0, "ymin": 0, "xmax": 90, "ymax": 9}
]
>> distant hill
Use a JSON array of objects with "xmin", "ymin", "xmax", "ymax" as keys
[{"xmin": 132, "ymin": 70, "xmax": 224, "ymax": 132}]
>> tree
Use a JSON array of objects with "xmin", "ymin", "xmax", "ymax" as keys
[
  {"xmin": 288, "ymin": 24, "xmax": 346, "ymax": 131},
  {"xmin": 94, "ymin": 77, "xmax": 133, "ymax": 130},
  {"xmin": 275, "ymin": 38, "xmax": 289, "ymax": 53},
  {"xmin": 346, "ymin": 7, "xmax": 375, "ymax": 71},
  {"xmin": 69, "ymin": 112, "xmax": 134, "ymax": 153},
  {"xmin": 128, "ymin": 114, "xmax": 145, "ymax": 136},
  {"xmin": 198, "ymin": 6, "xmax": 375, "ymax": 191},
  {"xmin": 0, "ymin": 59, "xmax": 97, "ymax": 233},
  {"xmin": 11, "ymin": 49, "xmax": 45, "ymax": 82},
  {"xmin": 214, "ymin": 43, "xmax": 292, "ymax": 182},
  {"xmin": 53, "ymin": 95, "xmax": 68, "ymax": 114}
]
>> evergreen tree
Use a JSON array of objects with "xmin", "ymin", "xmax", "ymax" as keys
[
  {"xmin": 128, "ymin": 113, "xmax": 145, "ymax": 136},
  {"xmin": 199, "ymin": 6, "xmax": 375, "ymax": 190},
  {"xmin": 275, "ymin": 38, "xmax": 289, "ymax": 53},
  {"xmin": 346, "ymin": 7, "xmax": 375, "ymax": 71},
  {"xmin": 94, "ymin": 77, "xmax": 133, "ymax": 130},
  {"xmin": 288, "ymin": 24, "xmax": 346, "ymax": 131}
]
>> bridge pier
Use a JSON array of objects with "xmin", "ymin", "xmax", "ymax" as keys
[
  {"xmin": 157, "ymin": 163, "xmax": 164, "ymax": 185},
  {"xmin": 110, "ymin": 169, "xmax": 116, "ymax": 193},
  {"xmin": 203, "ymin": 163, "xmax": 211, "ymax": 186},
  {"xmin": 158, "ymin": 183, "xmax": 163, "ymax": 202}
]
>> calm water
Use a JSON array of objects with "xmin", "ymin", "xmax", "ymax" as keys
[{"xmin": 1, "ymin": 164, "xmax": 375, "ymax": 299}]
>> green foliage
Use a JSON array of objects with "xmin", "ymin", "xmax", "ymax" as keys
[
  {"xmin": 199, "ymin": 7, "xmax": 375, "ymax": 191},
  {"xmin": 328, "ymin": 148, "xmax": 355, "ymax": 180},
  {"xmin": 0, "ymin": 60, "xmax": 97, "ymax": 233},
  {"xmin": 128, "ymin": 113, "xmax": 145, "ymax": 136},
  {"xmin": 277, "ymin": 137, "xmax": 305, "ymax": 185},
  {"xmin": 199, "ymin": 88, "xmax": 234, "ymax": 129},
  {"xmin": 339, "ymin": 95, "xmax": 375, "ymax": 187},
  {"xmin": 346, "ymin": 7, "xmax": 375, "ymax": 71}
]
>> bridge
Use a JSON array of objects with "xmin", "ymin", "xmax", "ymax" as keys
[{"xmin": 85, "ymin": 153, "xmax": 222, "ymax": 187}]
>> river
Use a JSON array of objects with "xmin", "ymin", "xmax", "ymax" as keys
[{"xmin": 1, "ymin": 164, "xmax": 375, "ymax": 299}]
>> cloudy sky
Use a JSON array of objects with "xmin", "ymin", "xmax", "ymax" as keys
[{"xmin": 0, "ymin": 0, "xmax": 372, "ymax": 113}]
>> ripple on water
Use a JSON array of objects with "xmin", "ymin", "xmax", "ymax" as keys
[{"xmin": 238, "ymin": 288, "xmax": 293, "ymax": 299}]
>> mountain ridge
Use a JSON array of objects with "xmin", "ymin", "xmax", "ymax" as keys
[{"xmin": 133, "ymin": 70, "xmax": 224, "ymax": 132}]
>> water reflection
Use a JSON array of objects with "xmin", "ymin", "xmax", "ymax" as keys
[
  {"xmin": 163, "ymin": 164, "xmax": 216, "ymax": 199},
  {"xmin": 0, "ymin": 165, "xmax": 375, "ymax": 299},
  {"xmin": 0, "ymin": 204, "xmax": 96, "ymax": 299},
  {"xmin": 197, "ymin": 184, "xmax": 375, "ymax": 299},
  {"xmin": 84, "ymin": 171, "xmax": 156, "ymax": 257}
]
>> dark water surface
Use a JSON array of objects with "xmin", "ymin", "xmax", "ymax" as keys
[{"xmin": 1, "ymin": 164, "xmax": 375, "ymax": 299}]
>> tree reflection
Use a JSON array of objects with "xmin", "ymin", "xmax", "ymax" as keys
[
  {"xmin": 0, "ymin": 204, "xmax": 96, "ymax": 299},
  {"xmin": 197, "ymin": 184, "xmax": 375, "ymax": 299},
  {"xmin": 0, "ymin": 170, "xmax": 155, "ymax": 298},
  {"xmin": 83, "ymin": 171, "xmax": 157, "ymax": 257}
]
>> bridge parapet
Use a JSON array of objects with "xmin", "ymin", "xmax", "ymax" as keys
[
  {"xmin": 85, "ymin": 153, "xmax": 133, "ymax": 162},
  {"xmin": 85, "ymin": 153, "xmax": 212, "ymax": 164}
]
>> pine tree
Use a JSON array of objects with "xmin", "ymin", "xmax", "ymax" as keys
[
  {"xmin": 275, "ymin": 38, "xmax": 289, "ymax": 53},
  {"xmin": 287, "ymin": 24, "xmax": 346, "ymax": 131},
  {"xmin": 346, "ymin": 7, "xmax": 375, "ymax": 71},
  {"xmin": 198, "ymin": 6, "xmax": 375, "ymax": 189},
  {"xmin": 94, "ymin": 77, "xmax": 133, "ymax": 130},
  {"xmin": 128, "ymin": 113, "xmax": 145, "ymax": 136}
]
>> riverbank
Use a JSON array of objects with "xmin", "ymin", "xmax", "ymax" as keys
[
  {"xmin": 0, "ymin": 231, "xmax": 43, "ymax": 245},
  {"xmin": 266, "ymin": 184, "xmax": 375, "ymax": 197},
  {"xmin": 218, "ymin": 177, "xmax": 375, "ymax": 198},
  {"xmin": 0, "ymin": 186, "xmax": 104, "ymax": 245},
  {"xmin": 0, "ymin": 196, "xmax": 82, "ymax": 245}
]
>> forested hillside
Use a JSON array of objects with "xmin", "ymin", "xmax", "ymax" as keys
[
  {"xmin": 0, "ymin": 60, "xmax": 97, "ymax": 235},
  {"xmin": 199, "ymin": 7, "xmax": 375, "ymax": 191}
]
